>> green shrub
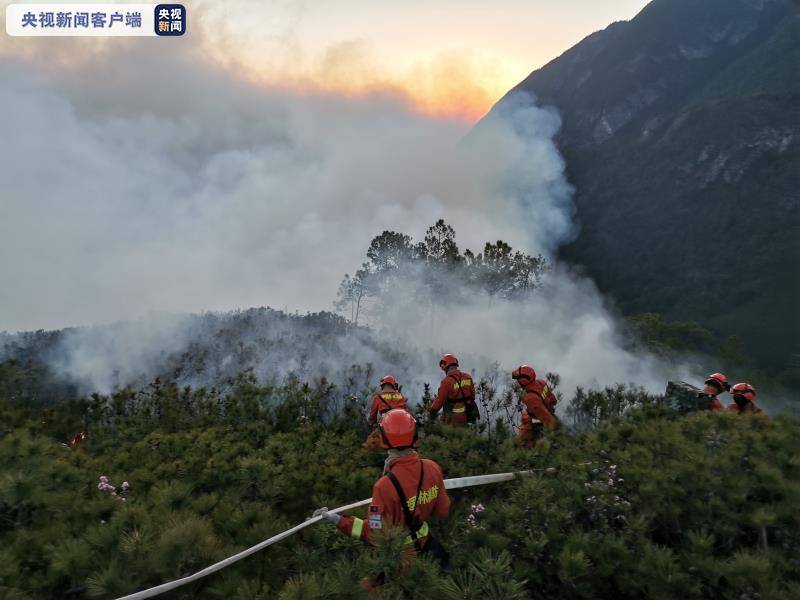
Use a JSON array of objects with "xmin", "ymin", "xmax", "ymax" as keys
[{"xmin": 0, "ymin": 376, "xmax": 798, "ymax": 599}]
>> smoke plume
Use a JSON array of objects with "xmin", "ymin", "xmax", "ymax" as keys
[{"xmin": 0, "ymin": 32, "xmax": 689, "ymax": 401}]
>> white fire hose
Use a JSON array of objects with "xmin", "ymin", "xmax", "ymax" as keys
[{"xmin": 116, "ymin": 469, "xmax": 535, "ymax": 600}]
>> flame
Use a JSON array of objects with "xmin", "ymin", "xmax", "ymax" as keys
[{"xmin": 69, "ymin": 431, "xmax": 87, "ymax": 446}]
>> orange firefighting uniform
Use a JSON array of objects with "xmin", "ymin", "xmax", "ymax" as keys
[
  {"xmin": 701, "ymin": 385, "xmax": 724, "ymax": 412},
  {"xmin": 366, "ymin": 391, "xmax": 409, "ymax": 451},
  {"xmin": 430, "ymin": 370, "xmax": 475, "ymax": 426},
  {"xmin": 337, "ymin": 452, "xmax": 451, "ymax": 548},
  {"xmin": 369, "ymin": 391, "xmax": 408, "ymax": 425},
  {"xmin": 728, "ymin": 401, "xmax": 768, "ymax": 420},
  {"xmin": 519, "ymin": 379, "xmax": 557, "ymax": 447}
]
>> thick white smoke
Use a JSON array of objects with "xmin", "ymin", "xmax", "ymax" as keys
[{"xmin": 0, "ymin": 36, "xmax": 688, "ymax": 399}]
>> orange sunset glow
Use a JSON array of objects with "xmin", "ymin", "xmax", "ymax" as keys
[
  {"xmin": 0, "ymin": 0, "xmax": 651, "ymax": 121},
  {"xmin": 187, "ymin": 0, "xmax": 653, "ymax": 122},
  {"xmin": 245, "ymin": 49, "xmax": 526, "ymax": 122}
]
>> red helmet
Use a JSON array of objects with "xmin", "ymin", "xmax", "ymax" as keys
[
  {"xmin": 439, "ymin": 354, "xmax": 459, "ymax": 371},
  {"xmin": 731, "ymin": 382, "xmax": 756, "ymax": 403},
  {"xmin": 379, "ymin": 375, "xmax": 399, "ymax": 390},
  {"xmin": 705, "ymin": 372, "xmax": 730, "ymax": 392},
  {"xmin": 379, "ymin": 409, "xmax": 418, "ymax": 449},
  {"xmin": 512, "ymin": 365, "xmax": 536, "ymax": 385}
]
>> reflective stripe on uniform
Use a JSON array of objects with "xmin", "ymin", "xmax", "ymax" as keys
[
  {"xmin": 403, "ymin": 521, "xmax": 429, "ymax": 545},
  {"xmin": 452, "ymin": 406, "xmax": 466, "ymax": 413},
  {"xmin": 377, "ymin": 392, "xmax": 405, "ymax": 418},
  {"xmin": 351, "ymin": 517, "xmax": 364, "ymax": 540}
]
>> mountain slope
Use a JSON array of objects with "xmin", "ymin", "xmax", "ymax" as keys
[{"xmin": 486, "ymin": 0, "xmax": 800, "ymax": 368}]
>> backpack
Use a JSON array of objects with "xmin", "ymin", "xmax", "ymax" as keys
[
  {"xmin": 448, "ymin": 374, "xmax": 479, "ymax": 424},
  {"xmin": 664, "ymin": 381, "xmax": 714, "ymax": 414}
]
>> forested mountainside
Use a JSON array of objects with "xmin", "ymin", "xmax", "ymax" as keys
[{"xmin": 485, "ymin": 0, "xmax": 800, "ymax": 370}]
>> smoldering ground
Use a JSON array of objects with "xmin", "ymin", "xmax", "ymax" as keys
[{"xmin": 0, "ymin": 30, "xmax": 692, "ymax": 402}]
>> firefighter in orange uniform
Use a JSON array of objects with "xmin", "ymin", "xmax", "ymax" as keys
[
  {"xmin": 512, "ymin": 365, "xmax": 557, "ymax": 448},
  {"xmin": 429, "ymin": 354, "xmax": 478, "ymax": 426},
  {"xmin": 366, "ymin": 376, "xmax": 408, "ymax": 451},
  {"xmin": 314, "ymin": 410, "xmax": 452, "ymax": 580},
  {"xmin": 728, "ymin": 382, "xmax": 768, "ymax": 421},
  {"xmin": 702, "ymin": 372, "xmax": 729, "ymax": 412},
  {"xmin": 369, "ymin": 376, "xmax": 407, "ymax": 424}
]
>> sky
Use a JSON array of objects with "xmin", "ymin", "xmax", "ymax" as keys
[{"xmin": 1, "ymin": 0, "xmax": 651, "ymax": 120}]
